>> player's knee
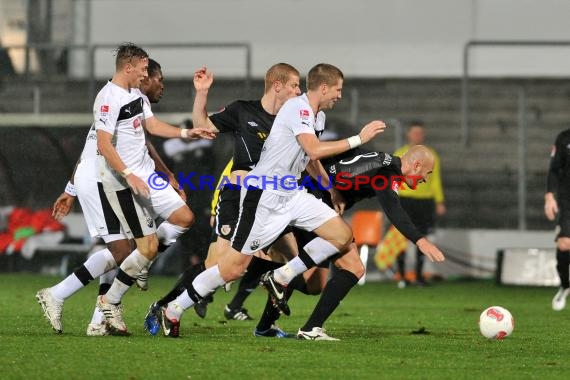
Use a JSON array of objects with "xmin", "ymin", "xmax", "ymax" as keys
[
  {"xmin": 336, "ymin": 225, "xmax": 353, "ymax": 252},
  {"xmin": 138, "ymin": 235, "xmax": 159, "ymax": 259},
  {"xmin": 558, "ymin": 237, "xmax": 570, "ymax": 251},
  {"xmin": 107, "ymin": 240, "xmax": 132, "ymax": 264},
  {"xmin": 178, "ymin": 208, "xmax": 195, "ymax": 229}
]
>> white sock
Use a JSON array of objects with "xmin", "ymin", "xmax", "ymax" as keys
[
  {"xmin": 91, "ymin": 268, "xmax": 118, "ymax": 324},
  {"xmin": 303, "ymin": 237, "xmax": 339, "ymax": 264},
  {"xmin": 104, "ymin": 249, "xmax": 149, "ymax": 304},
  {"xmin": 273, "ymin": 258, "xmax": 308, "ymax": 285},
  {"xmin": 49, "ymin": 248, "xmax": 117, "ymax": 301},
  {"xmin": 156, "ymin": 221, "xmax": 188, "ymax": 246},
  {"xmin": 49, "ymin": 274, "xmax": 83, "ymax": 301},
  {"xmin": 84, "ymin": 248, "xmax": 117, "ymax": 278},
  {"xmin": 100, "ymin": 268, "xmax": 118, "ymax": 285},
  {"xmin": 274, "ymin": 237, "xmax": 339, "ymax": 284},
  {"xmin": 166, "ymin": 265, "xmax": 225, "ymax": 321}
]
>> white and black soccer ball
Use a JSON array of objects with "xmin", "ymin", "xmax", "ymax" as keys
[{"xmin": 479, "ymin": 306, "xmax": 514, "ymax": 339}]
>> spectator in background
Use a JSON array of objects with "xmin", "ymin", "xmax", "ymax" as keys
[
  {"xmin": 545, "ymin": 129, "xmax": 570, "ymax": 311},
  {"xmin": 394, "ymin": 121, "xmax": 445, "ymax": 287}
]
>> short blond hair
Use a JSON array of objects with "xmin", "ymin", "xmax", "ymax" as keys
[
  {"xmin": 264, "ymin": 63, "xmax": 300, "ymax": 93},
  {"xmin": 307, "ymin": 63, "xmax": 343, "ymax": 91}
]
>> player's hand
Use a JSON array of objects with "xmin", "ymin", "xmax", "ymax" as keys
[
  {"xmin": 544, "ymin": 193, "xmax": 558, "ymax": 221},
  {"xmin": 126, "ymin": 174, "xmax": 150, "ymax": 198},
  {"xmin": 416, "ymin": 237, "xmax": 445, "ymax": 262},
  {"xmin": 52, "ymin": 192, "xmax": 75, "ymax": 221},
  {"xmin": 329, "ymin": 187, "xmax": 346, "ymax": 216},
  {"xmin": 358, "ymin": 120, "xmax": 387, "ymax": 144},
  {"xmin": 185, "ymin": 127, "xmax": 217, "ymax": 140},
  {"xmin": 436, "ymin": 203, "xmax": 446, "ymax": 217},
  {"xmin": 194, "ymin": 66, "xmax": 214, "ymax": 92}
]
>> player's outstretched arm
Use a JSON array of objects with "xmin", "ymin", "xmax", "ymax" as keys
[
  {"xmin": 144, "ymin": 117, "xmax": 216, "ymax": 140},
  {"xmin": 297, "ymin": 120, "xmax": 386, "ymax": 161}
]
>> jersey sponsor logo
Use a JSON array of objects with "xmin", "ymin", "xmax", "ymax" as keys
[
  {"xmin": 124, "ymin": 107, "xmax": 131, "ymax": 114},
  {"xmin": 383, "ymin": 153, "xmax": 392, "ymax": 166},
  {"xmin": 248, "ymin": 121, "xmax": 259, "ymax": 127},
  {"xmin": 133, "ymin": 118, "xmax": 141, "ymax": 129},
  {"xmin": 300, "ymin": 109, "xmax": 310, "ymax": 120},
  {"xmin": 100, "ymin": 105, "xmax": 109, "ymax": 115},
  {"xmin": 256, "ymin": 132, "xmax": 268, "ymax": 140},
  {"xmin": 145, "ymin": 216, "xmax": 154, "ymax": 228}
]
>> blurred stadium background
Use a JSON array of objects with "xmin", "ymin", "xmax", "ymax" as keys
[{"xmin": 1, "ymin": 0, "xmax": 569, "ymax": 283}]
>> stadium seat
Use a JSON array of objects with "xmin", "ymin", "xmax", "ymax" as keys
[{"xmin": 350, "ymin": 210, "xmax": 383, "ymax": 284}]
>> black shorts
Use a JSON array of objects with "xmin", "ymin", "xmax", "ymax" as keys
[
  {"xmin": 213, "ymin": 184, "xmax": 241, "ymax": 240},
  {"xmin": 557, "ymin": 199, "xmax": 570, "ymax": 239},
  {"xmin": 399, "ymin": 197, "xmax": 436, "ymax": 235}
]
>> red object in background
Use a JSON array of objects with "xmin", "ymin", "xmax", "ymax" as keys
[{"xmin": 0, "ymin": 208, "xmax": 64, "ymax": 254}]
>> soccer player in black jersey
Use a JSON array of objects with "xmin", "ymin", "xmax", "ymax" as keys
[
  {"xmin": 251, "ymin": 145, "xmax": 446, "ymax": 340},
  {"xmin": 545, "ymin": 129, "xmax": 570, "ymax": 310}
]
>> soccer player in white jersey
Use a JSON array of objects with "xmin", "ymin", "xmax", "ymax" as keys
[
  {"xmin": 36, "ymin": 58, "xmax": 194, "ymax": 335},
  {"xmin": 156, "ymin": 63, "xmax": 444, "ymax": 338}
]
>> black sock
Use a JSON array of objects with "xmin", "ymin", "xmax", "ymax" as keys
[
  {"xmin": 396, "ymin": 251, "xmax": 406, "ymax": 280},
  {"xmin": 557, "ymin": 248, "xmax": 570, "ymax": 289},
  {"xmin": 157, "ymin": 262, "xmax": 206, "ymax": 307},
  {"xmin": 256, "ymin": 294, "xmax": 282, "ymax": 332},
  {"xmin": 98, "ymin": 283, "xmax": 111, "ymax": 296},
  {"xmin": 300, "ymin": 269, "xmax": 358, "ymax": 331},
  {"xmin": 228, "ymin": 269, "xmax": 260, "ymax": 310},
  {"xmin": 287, "ymin": 274, "xmax": 309, "ymax": 295},
  {"xmin": 415, "ymin": 247, "xmax": 425, "ymax": 282}
]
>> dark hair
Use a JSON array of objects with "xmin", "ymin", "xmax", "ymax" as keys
[
  {"xmin": 147, "ymin": 58, "xmax": 162, "ymax": 78},
  {"xmin": 115, "ymin": 42, "xmax": 148, "ymax": 69},
  {"xmin": 408, "ymin": 120, "xmax": 425, "ymax": 129},
  {"xmin": 307, "ymin": 63, "xmax": 343, "ymax": 91}
]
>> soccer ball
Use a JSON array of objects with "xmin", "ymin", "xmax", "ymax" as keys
[{"xmin": 479, "ymin": 306, "xmax": 514, "ymax": 339}]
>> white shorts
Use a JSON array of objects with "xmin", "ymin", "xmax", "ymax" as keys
[
  {"xmin": 231, "ymin": 188, "xmax": 338, "ymax": 254},
  {"xmin": 74, "ymin": 164, "xmax": 126, "ymax": 243},
  {"xmin": 103, "ymin": 172, "xmax": 186, "ymax": 239}
]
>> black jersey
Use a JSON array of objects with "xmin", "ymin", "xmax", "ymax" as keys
[
  {"xmin": 547, "ymin": 129, "xmax": 570, "ymax": 198},
  {"xmin": 319, "ymin": 149, "xmax": 424, "ymax": 243},
  {"xmin": 209, "ymin": 100, "xmax": 274, "ymax": 172}
]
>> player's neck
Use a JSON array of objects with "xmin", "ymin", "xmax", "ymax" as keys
[
  {"xmin": 260, "ymin": 94, "xmax": 279, "ymax": 115},
  {"xmin": 111, "ymin": 73, "xmax": 131, "ymax": 91},
  {"xmin": 305, "ymin": 91, "xmax": 321, "ymax": 115}
]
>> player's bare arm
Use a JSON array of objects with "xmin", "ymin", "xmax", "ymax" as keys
[
  {"xmin": 192, "ymin": 66, "xmax": 221, "ymax": 134},
  {"xmin": 144, "ymin": 116, "xmax": 216, "ymax": 140},
  {"xmin": 296, "ymin": 120, "xmax": 387, "ymax": 161},
  {"xmin": 544, "ymin": 192, "xmax": 558, "ymax": 221},
  {"xmin": 52, "ymin": 155, "xmax": 82, "ymax": 220},
  {"xmin": 97, "ymin": 129, "xmax": 150, "ymax": 198},
  {"xmin": 416, "ymin": 238, "xmax": 445, "ymax": 262}
]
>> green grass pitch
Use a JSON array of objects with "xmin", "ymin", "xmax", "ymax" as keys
[{"xmin": 1, "ymin": 274, "xmax": 569, "ymax": 379}]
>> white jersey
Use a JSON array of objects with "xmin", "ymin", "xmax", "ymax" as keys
[
  {"xmin": 94, "ymin": 81, "xmax": 154, "ymax": 190},
  {"xmin": 248, "ymin": 93, "xmax": 325, "ymax": 195}
]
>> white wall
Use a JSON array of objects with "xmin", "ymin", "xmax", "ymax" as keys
[{"xmin": 78, "ymin": 0, "xmax": 570, "ymax": 78}]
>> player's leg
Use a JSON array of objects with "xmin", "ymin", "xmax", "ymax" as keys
[
  {"xmin": 157, "ymin": 247, "xmax": 253, "ymax": 337},
  {"xmin": 261, "ymin": 194, "xmax": 351, "ymax": 314},
  {"xmin": 96, "ymin": 187, "xmax": 161, "ymax": 334},
  {"xmin": 36, "ymin": 181, "xmax": 125, "ymax": 334},
  {"xmin": 297, "ymin": 242, "xmax": 363, "ymax": 341},
  {"xmin": 552, "ymin": 200, "xmax": 570, "ymax": 310},
  {"xmin": 86, "ymin": 268, "xmax": 118, "ymax": 336}
]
